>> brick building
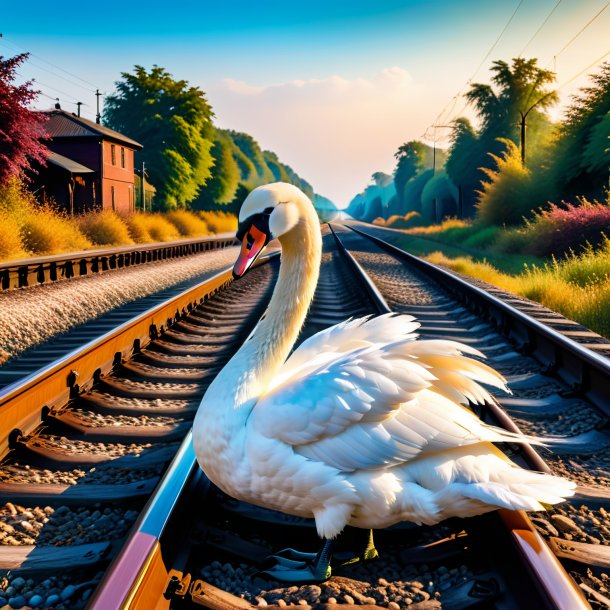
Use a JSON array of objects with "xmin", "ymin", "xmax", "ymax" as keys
[{"xmin": 35, "ymin": 110, "xmax": 143, "ymax": 214}]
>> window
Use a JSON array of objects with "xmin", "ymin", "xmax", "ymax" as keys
[
  {"xmin": 111, "ymin": 144, "xmax": 116, "ymax": 165},
  {"xmin": 121, "ymin": 147, "xmax": 125, "ymax": 168},
  {"xmin": 111, "ymin": 185, "xmax": 115, "ymax": 210}
]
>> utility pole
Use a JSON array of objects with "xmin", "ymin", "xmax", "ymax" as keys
[
  {"xmin": 431, "ymin": 125, "xmax": 452, "ymax": 174},
  {"xmin": 95, "ymin": 89, "xmax": 101, "ymax": 124},
  {"xmin": 141, "ymin": 161, "xmax": 146, "ymax": 212},
  {"xmin": 76, "ymin": 102, "xmax": 82, "ymax": 117}
]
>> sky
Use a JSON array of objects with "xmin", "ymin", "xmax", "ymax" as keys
[{"xmin": 3, "ymin": 0, "xmax": 609, "ymax": 207}]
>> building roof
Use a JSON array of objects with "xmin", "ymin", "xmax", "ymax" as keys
[
  {"xmin": 47, "ymin": 152, "xmax": 94, "ymax": 174},
  {"xmin": 42, "ymin": 110, "xmax": 143, "ymax": 149}
]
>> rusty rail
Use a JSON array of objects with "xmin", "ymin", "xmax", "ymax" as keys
[{"xmin": 0, "ymin": 233, "xmax": 237, "ymax": 291}]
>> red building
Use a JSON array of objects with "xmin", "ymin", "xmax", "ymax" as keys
[{"xmin": 35, "ymin": 110, "xmax": 143, "ymax": 215}]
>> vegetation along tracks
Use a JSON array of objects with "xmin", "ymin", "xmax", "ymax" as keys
[{"xmin": 1, "ymin": 223, "xmax": 608, "ymax": 608}]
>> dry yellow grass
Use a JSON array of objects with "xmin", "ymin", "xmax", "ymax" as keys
[
  {"xmin": 78, "ymin": 210, "xmax": 134, "ymax": 246},
  {"xmin": 425, "ymin": 250, "xmax": 610, "ymax": 338},
  {"xmin": 0, "ymin": 211, "xmax": 27, "ymax": 260},
  {"xmin": 21, "ymin": 207, "xmax": 92, "ymax": 254},
  {"xmin": 199, "ymin": 211, "xmax": 238, "ymax": 234},
  {"xmin": 146, "ymin": 214, "xmax": 181, "ymax": 242},
  {"xmin": 167, "ymin": 210, "xmax": 209, "ymax": 237}
]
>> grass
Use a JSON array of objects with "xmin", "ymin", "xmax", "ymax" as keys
[
  {"xmin": 166, "ymin": 210, "xmax": 209, "ymax": 237},
  {"xmin": 199, "ymin": 210, "xmax": 239, "ymax": 234},
  {"xmin": 0, "ymin": 179, "xmax": 239, "ymax": 260},
  {"xmin": 78, "ymin": 210, "xmax": 134, "ymax": 246},
  {"xmin": 422, "ymin": 247, "xmax": 610, "ymax": 339}
]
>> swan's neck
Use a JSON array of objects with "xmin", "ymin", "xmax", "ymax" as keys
[{"xmin": 213, "ymin": 216, "xmax": 321, "ymax": 408}]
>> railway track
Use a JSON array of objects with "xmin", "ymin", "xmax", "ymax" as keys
[
  {"xmin": 0, "ymin": 234, "xmax": 236, "ymax": 292},
  {"xmin": 0, "ymin": 223, "xmax": 607, "ymax": 608}
]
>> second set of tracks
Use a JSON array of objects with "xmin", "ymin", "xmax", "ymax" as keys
[{"xmin": 0, "ymin": 223, "xmax": 608, "ymax": 609}]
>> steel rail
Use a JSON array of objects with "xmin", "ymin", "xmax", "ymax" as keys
[
  {"xmin": 0, "ymin": 233, "xmax": 237, "ymax": 291},
  {"xmin": 0, "ymin": 252, "xmax": 275, "ymax": 458},
  {"xmin": 331, "ymin": 225, "xmax": 589, "ymax": 610},
  {"xmin": 105, "ymin": 227, "xmax": 590, "ymax": 610},
  {"xmin": 346, "ymin": 224, "xmax": 610, "ymax": 416}
]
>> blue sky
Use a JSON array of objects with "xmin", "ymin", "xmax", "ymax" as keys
[{"xmin": 3, "ymin": 0, "xmax": 609, "ymax": 206}]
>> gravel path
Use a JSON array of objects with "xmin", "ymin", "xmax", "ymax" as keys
[{"xmin": 0, "ymin": 245, "xmax": 239, "ymax": 364}]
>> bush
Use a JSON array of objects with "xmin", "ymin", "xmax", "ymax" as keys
[
  {"xmin": 385, "ymin": 212, "xmax": 425, "ymax": 229},
  {"xmin": 146, "ymin": 214, "xmax": 180, "ymax": 242},
  {"xmin": 21, "ymin": 208, "xmax": 91, "ymax": 254},
  {"xmin": 125, "ymin": 213, "xmax": 154, "ymax": 243},
  {"xmin": 0, "ymin": 211, "xmax": 26, "ymax": 259},
  {"xmin": 476, "ymin": 139, "xmax": 541, "ymax": 226},
  {"xmin": 198, "ymin": 210, "xmax": 238, "ymax": 234},
  {"xmin": 166, "ymin": 210, "xmax": 209, "ymax": 237},
  {"xmin": 78, "ymin": 210, "xmax": 133, "ymax": 246},
  {"xmin": 520, "ymin": 198, "xmax": 610, "ymax": 257}
]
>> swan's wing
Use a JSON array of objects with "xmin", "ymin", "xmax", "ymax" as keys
[
  {"xmin": 270, "ymin": 313, "xmax": 420, "ymax": 390},
  {"xmin": 252, "ymin": 334, "xmax": 526, "ymax": 472}
]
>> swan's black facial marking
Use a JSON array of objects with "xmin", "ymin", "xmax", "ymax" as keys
[{"xmin": 236, "ymin": 207, "xmax": 274, "ymax": 243}]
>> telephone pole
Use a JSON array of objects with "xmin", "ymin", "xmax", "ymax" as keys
[
  {"xmin": 76, "ymin": 101, "xmax": 82, "ymax": 117},
  {"xmin": 141, "ymin": 161, "xmax": 146, "ymax": 212},
  {"xmin": 95, "ymin": 89, "xmax": 101, "ymax": 124}
]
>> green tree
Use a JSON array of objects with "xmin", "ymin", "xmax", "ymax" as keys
[
  {"xmin": 445, "ymin": 118, "xmax": 485, "ymax": 218},
  {"xmin": 103, "ymin": 65, "xmax": 215, "ymax": 209},
  {"xmin": 466, "ymin": 58, "xmax": 557, "ymax": 165},
  {"xmin": 191, "ymin": 131, "xmax": 240, "ymax": 209},
  {"xmin": 553, "ymin": 62, "xmax": 610, "ymax": 200},
  {"xmin": 393, "ymin": 141, "xmax": 427, "ymax": 209}
]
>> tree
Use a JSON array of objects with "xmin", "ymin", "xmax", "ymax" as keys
[
  {"xmin": 553, "ymin": 62, "xmax": 610, "ymax": 201},
  {"xmin": 393, "ymin": 141, "xmax": 427, "ymax": 209},
  {"xmin": 0, "ymin": 53, "xmax": 48, "ymax": 186},
  {"xmin": 103, "ymin": 65, "xmax": 214, "ymax": 209},
  {"xmin": 446, "ymin": 118, "xmax": 485, "ymax": 217},
  {"xmin": 191, "ymin": 130, "xmax": 240, "ymax": 209},
  {"xmin": 466, "ymin": 58, "xmax": 557, "ymax": 165}
]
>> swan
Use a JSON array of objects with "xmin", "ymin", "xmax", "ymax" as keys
[{"xmin": 193, "ymin": 182, "xmax": 574, "ymax": 583}]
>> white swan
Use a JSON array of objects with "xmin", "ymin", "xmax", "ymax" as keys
[{"xmin": 193, "ymin": 182, "xmax": 574, "ymax": 582}]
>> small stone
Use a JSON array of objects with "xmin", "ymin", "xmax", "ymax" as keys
[
  {"xmin": 388, "ymin": 603, "xmax": 401, "ymax": 610},
  {"xmin": 5, "ymin": 503, "xmax": 17, "ymax": 516},
  {"xmin": 551, "ymin": 515, "xmax": 582, "ymax": 535},
  {"xmin": 297, "ymin": 600, "xmax": 308, "ymax": 606},
  {"xmin": 10, "ymin": 580, "xmax": 25, "ymax": 591},
  {"xmin": 44, "ymin": 595, "xmax": 60, "ymax": 606},
  {"xmin": 255, "ymin": 597, "xmax": 267, "ymax": 607},
  {"xmin": 60, "ymin": 585, "xmax": 76, "ymax": 601},
  {"xmin": 378, "ymin": 578, "xmax": 389, "ymax": 586},
  {"xmin": 326, "ymin": 598, "xmax": 337, "ymax": 605},
  {"xmin": 343, "ymin": 595, "xmax": 355, "ymax": 604},
  {"xmin": 277, "ymin": 600, "xmax": 287, "ymax": 607},
  {"xmin": 27, "ymin": 595, "xmax": 42, "ymax": 608},
  {"xmin": 19, "ymin": 522, "xmax": 33, "ymax": 533},
  {"xmin": 8, "ymin": 596, "xmax": 26, "ymax": 608}
]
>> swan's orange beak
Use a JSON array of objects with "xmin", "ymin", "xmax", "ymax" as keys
[{"xmin": 233, "ymin": 225, "xmax": 268, "ymax": 278}]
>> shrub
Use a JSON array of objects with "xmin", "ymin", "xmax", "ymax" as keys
[
  {"xmin": 78, "ymin": 210, "xmax": 133, "ymax": 246},
  {"xmin": 0, "ymin": 211, "xmax": 26, "ymax": 259},
  {"xmin": 476, "ymin": 139, "xmax": 541, "ymax": 226},
  {"xmin": 494, "ymin": 227, "xmax": 530, "ymax": 254},
  {"xmin": 146, "ymin": 214, "xmax": 180, "ymax": 242},
  {"xmin": 125, "ymin": 213, "xmax": 153, "ymax": 243},
  {"xmin": 21, "ymin": 208, "xmax": 91, "ymax": 254},
  {"xmin": 199, "ymin": 210, "xmax": 238, "ymax": 234},
  {"xmin": 385, "ymin": 212, "xmax": 425, "ymax": 229},
  {"xmin": 520, "ymin": 198, "xmax": 610, "ymax": 257},
  {"xmin": 166, "ymin": 210, "xmax": 209, "ymax": 237}
]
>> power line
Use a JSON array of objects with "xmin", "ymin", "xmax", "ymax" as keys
[
  {"xmin": 518, "ymin": 0, "xmax": 563, "ymax": 58},
  {"xmin": 0, "ymin": 34, "xmax": 98, "ymax": 89},
  {"xmin": 553, "ymin": 2, "xmax": 609, "ymax": 61},
  {"xmin": 556, "ymin": 49, "xmax": 610, "ymax": 91},
  {"xmin": 0, "ymin": 39, "xmax": 96, "ymax": 94},
  {"xmin": 425, "ymin": 1, "xmax": 524, "ymax": 135}
]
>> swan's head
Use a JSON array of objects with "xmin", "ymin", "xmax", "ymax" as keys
[{"xmin": 233, "ymin": 182, "xmax": 312, "ymax": 278}]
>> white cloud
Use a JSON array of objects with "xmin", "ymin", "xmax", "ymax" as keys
[{"xmin": 207, "ymin": 67, "xmax": 426, "ymax": 207}]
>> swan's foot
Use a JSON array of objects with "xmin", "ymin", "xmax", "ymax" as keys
[
  {"xmin": 259, "ymin": 539, "xmax": 333, "ymax": 584},
  {"xmin": 336, "ymin": 529, "xmax": 379, "ymax": 566}
]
